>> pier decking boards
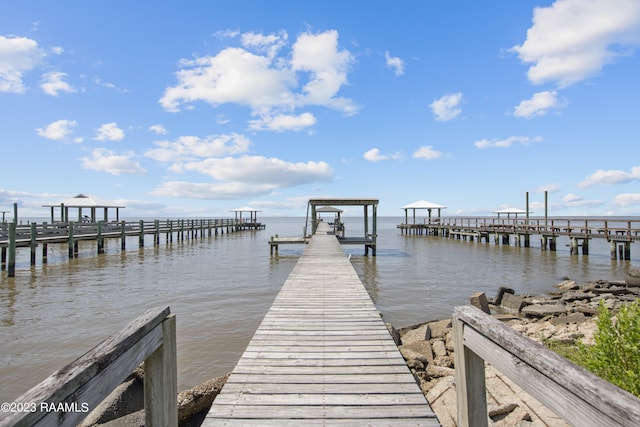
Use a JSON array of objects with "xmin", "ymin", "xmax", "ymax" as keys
[{"xmin": 204, "ymin": 223, "xmax": 438, "ymax": 426}]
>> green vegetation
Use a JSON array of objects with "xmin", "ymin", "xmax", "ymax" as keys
[
  {"xmin": 576, "ymin": 300, "xmax": 640, "ymax": 398},
  {"xmin": 545, "ymin": 300, "xmax": 640, "ymax": 398}
]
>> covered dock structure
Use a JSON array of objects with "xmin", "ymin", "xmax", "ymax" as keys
[
  {"xmin": 42, "ymin": 194, "xmax": 124, "ymax": 223},
  {"xmin": 230, "ymin": 207, "xmax": 265, "ymax": 230},
  {"xmin": 309, "ymin": 198, "xmax": 378, "ymax": 256},
  {"xmin": 494, "ymin": 207, "xmax": 531, "ymax": 220},
  {"xmin": 398, "ymin": 200, "xmax": 447, "ymax": 235}
]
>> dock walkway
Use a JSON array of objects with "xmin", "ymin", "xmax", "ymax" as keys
[{"xmin": 204, "ymin": 222, "xmax": 438, "ymax": 426}]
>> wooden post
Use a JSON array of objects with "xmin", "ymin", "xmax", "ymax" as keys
[
  {"xmin": 144, "ymin": 314, "xmax": 178, "ymax": 427},
  {"xmin": 30, "ymin": 222, "xmax": 37, "ymax": 265},
  {"xmin": 68, "ymin": 222, "xmax": 75, "ymax": 258},
  {"xmin": 453, "ymin": 311, "xmax": 488, "ymax": 427},
  {"xmin": 8, "ymin": 222, "xmax": 16, "ymax": 277},
  {"xmin": 610, "ymin": 240, "xmax": 617, "ymax": 260},
  {"xmin": 582, "ymin": 239, "xmax": 589, "ymax": 255},
  {"xmin": 139, "ymin": 220, "xmax": 145, "ymax": 247},
  {"xmin": 42, "ymin": 243, "xmax": 48, "ymax": 263},
  {"xmin": 2, "ymin": 246, "xmax": 7, "ymax": 270},
  {"xmin": 121, "ymin": 220, "xmax": 126, "ymax": 249},
  {"xmin": 624, "ymin": 242, "xmax": 631, "ymax": 260},
  {"xmin": 97, "ymin": 221, "xmax": 104, "ymax": 254},
  {"xmin": 570, "ymin": 237, "xmax": 578, "ymax": 255}
]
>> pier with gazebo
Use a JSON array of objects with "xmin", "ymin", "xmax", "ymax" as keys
[
  {"xmin": 398, "ymin": 200, "xmax": 447, "ymax": 235},
  {"xmin": 230, "ymin": 207, "xmax": 265, "ymax": 230},
  {"xmin": 1, "ymin": 196, "xmax": 265, "ymax": 277},
  {"xmin": 270, "ymin": 198, "xmax": 378, "ymax": 255},
  {"xmin": 397, "ymin": 199, "xmax": 640, "ymax": 260}
]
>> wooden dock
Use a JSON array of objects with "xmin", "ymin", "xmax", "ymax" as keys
[
  {"xmin": 0, "ymin": 218, "xmax": 258, "ymax": 277},
  {"xmin": 204, "ymin": 222, "xmax": 438, "ymax": 426},
  {"xmin": 398, "ymin": 217, "xmax": 640, "ymax": 260}
]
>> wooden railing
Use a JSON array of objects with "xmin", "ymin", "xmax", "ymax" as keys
[
  {"xmin": 1, "ymin": 218, "xmax": 242, "ymax": 277},
  {"xmin": 401, "ymin": 217, "xmax": 640, "ymax": 241},
  {"xmin": 0, "ymin": 307, "xmax": 177, "ymax": 427},
  {"xmin": 452, "ymin": 306, "xmax": 640, "ymax": 427}
]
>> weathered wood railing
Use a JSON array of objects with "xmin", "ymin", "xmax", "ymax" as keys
[
  {"xmin": 0, "ymin": 306, "xmax": 177, "ymax": 427},
  {"xmin": 452, "ymin": 306, "xmax": 640, "ymax": 427}
]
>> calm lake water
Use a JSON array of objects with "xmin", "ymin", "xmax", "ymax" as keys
[{"xmin": 1, "ymin": 216, "xmax": 638, "ymax": 403}]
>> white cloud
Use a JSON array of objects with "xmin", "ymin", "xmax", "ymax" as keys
[
  {"xmin": 291, "ymin": 30, "xmax": 355, "ymax": 111},
  {"xmin": 148, "ymin": 124, "xmax": 167, "ymax": 135},
  {"xmin": 40, "ymin": 71, "xmax": 75, "ymax": 96},
  {"xmin": 81, "ymin": 148, "xmax": 146, "ymax": 175},
  {"xmin": 145, "ymin": 133, "xmax": 250, "ymax": 162},
  {"xmin": 578, "ymin": 165, "xmax": 640, "ymax": 188},
  {"xmin": 514, "ymin": 90, "xmax": 564, "ymax": 118},
  {"xmin": 430, "ymin": 92, "xmax": 462, "ymax": 121},
  {"xmin": 384, "ymin": 51, "xmax": 404, "ymax": 76},
  {"xmin": 176, "ymin": 155, "xmax": 332, "ymax": 186},
  {"xmin": 474, "ymin": 135, "xmax": 542, "ymax": 149},
  {"xmin": 364, "ymin": 148, "xmax": 386, "ymax": 162},
  {"xmin": 248, "ymin": 112, "xmax": 316, "ymax": 131},
  {"xmin": 363, "ymin": 148, "xmax": 401, "ymax": 162},
  {"xmin": 94, "ymin": 122, "xmax": 125, "ymax": 141},
  {"xmin": 561, "ymin": 192, "xmax": 602, "ymax": 208},
  {"xmin": 0, "ymin": 35, "xmax": 44, "ymax": 93},
  {"xmin": 413, "ymin": 146, "xmax": 443, "ymax": 160},
  {"xmin": 240, "ymin": 30, "xmax": 288, "ymax": 58},
  {"xmin": 612, "ymin": 193, "xmax": 640, "ymax": 207},
  {"xmin": 35, "ymin": 119, "xmax": 78, "ymax": 140},
  {"xmin": 151, "ymin": 155, "xmax": 333, "ymax": 199},
  {"xmin": 512, "ymin": 0, "xmax": 640, "ymax": 87},
  {"xmin": 151, "ymin": 181, "xmax": 276, "ymax": 200},
  {"xmin": 563, "ymin": 193, "xmax": 582, "ymax": 203},
  {"xmin": 159, "ymin": 30, "xmax": 357, "ymax": 130}
]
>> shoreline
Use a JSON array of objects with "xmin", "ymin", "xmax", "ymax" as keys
[{"xmin": 81, "ymin": 270, "xmax": 640, "ymax": 426}]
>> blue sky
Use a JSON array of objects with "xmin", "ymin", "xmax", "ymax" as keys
[{"xmin": 1, "ymin": 0, "xmax": 639, "ymax": 218}]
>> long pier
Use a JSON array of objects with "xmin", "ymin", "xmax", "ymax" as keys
[
  {"xmin": 204, "ymin": 222, "xmax": 438, "ymax": 426},
  {"xmin": 0, "ymin": 218, "xmax": 264, "ymax": 277},
  {"xmin": 399, "ymin": 217, "xmax": 640, "ymax": 260}
]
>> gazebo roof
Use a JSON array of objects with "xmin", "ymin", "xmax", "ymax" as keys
[
  {"xmin": 401, "ymin": 200, "xmax": 447, "ymax": 210},
  {"xmin": 42, "ymin": 194, "xmax": 125, "ymax": 208},
  {"xmin": 316, "ymin": 206, "xmax": 343, "ymax": 213},
  {"xmin": 494, "ymin": 208, "xmax": 529, "ymax": 214},
  {"xmin": 230, "ymin": 206, "xmax": 261, "ymax": 212}
]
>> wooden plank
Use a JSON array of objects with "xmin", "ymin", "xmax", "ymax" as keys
[
  {"xmin": 205, "ymin": 224, "xmax": 435, "ymax": 425},
  {"xmin": 207, "ymin": 404, "xmax": 435, "ymax": 419},
  {"xmin": 213, "ymin": 392, "xmax": 430, "ymax": 406},
  {"xmin": 219, "ymin": 382, "xmax": 424, "ymax": 394}
]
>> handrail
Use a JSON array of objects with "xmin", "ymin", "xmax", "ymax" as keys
[
  {"xmin": 399, "ymin": 217, "xmax": 640, "ymax": 241},
  {"xmin": 452, "ymin": 306, "xmax": 640, "ymax": 427},
  {"xmin": 0, "ymin": 307, "xmax": 177, "ymax": 427}
]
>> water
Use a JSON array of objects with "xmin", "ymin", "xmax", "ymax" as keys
[{"xmin": 0, "ymin": 216, "xmax": 637, "ymax": 403}]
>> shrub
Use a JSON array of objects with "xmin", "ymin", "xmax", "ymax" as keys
[{"xmin": 577, "ymin": 300, "xmax": 640, "ymax": 397}]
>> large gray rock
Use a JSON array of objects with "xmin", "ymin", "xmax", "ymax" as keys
[
  {"xmin": 626, "ymin": 267, "xmax": 640, "ymax": 287},
  {"xmin": 470, "ymin": 291, "xmax": 490, "ymax": 314},
  {"xmin": 521, "ymin": 304, "xmax": 567, "ymax": 318},
  {"xmin": 501, "ymin": 293, "xmax": 526, "ymax": 313}
]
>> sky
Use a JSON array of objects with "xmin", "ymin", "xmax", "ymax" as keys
[{"xmin": 1, "ymin": 0, "xmax": 639, "ymax": 219}]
